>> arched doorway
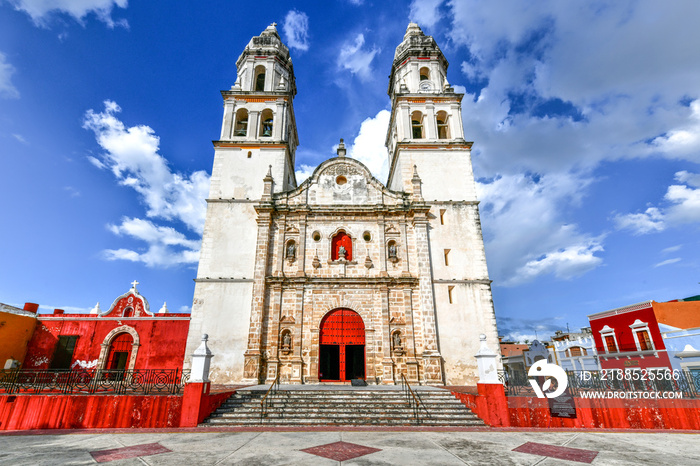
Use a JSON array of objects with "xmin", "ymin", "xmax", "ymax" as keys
[
  {"xmin": 106, "ymin": 332, "xmax": 133, "ymax": 371},
  {"xmin": 319, "ymin": 309, "xmax": 365, "ymax": 381}
]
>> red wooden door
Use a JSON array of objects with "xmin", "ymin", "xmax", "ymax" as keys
[{"xmin": 319, "ymin": 309, "xmax": 365, "ymax": 381}]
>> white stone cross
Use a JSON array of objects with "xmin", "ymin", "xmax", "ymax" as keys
[{"xmin": 130, "ymin": 280, "xmax": 139, "ymax": 289}]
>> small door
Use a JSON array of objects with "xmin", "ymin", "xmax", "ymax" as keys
[
  {"xmin": 319, "ymin": 345, "xmax": 340, "ymax": 381},
  {"xmin": 345, "ymin": 345, "xmax": 365, "ymax": 380}
]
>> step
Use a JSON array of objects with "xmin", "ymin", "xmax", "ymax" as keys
[{"xmin": 199, "ymin": 388, "xmax": 485, "ymax": 427}]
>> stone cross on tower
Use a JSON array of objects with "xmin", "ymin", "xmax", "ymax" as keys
[{"xmin": 130, "ymin": 280, "xmax": 139, "ymax": 290}]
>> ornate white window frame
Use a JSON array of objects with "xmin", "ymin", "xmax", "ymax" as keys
[
  {"xmin": 599, "ymin": 325, "xmax": 619, "ymax": 354},
  {"xmin": 629, "ymin": 319, "xmax": 655, "ymax": 352},
  {"xmin": 97, "ymin": 325, "xmax": 141, "ymax": 372}
]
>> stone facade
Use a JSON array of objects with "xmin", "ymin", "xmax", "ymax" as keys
[{"xmin": 184, "ymin": 23, "xmax": 500, "ymax": 385}]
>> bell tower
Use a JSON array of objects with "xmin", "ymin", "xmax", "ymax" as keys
[
  {"xmin": 385, "ymin": 24, "xmax": 501, "ymax": 383},
  {"xmin": 184, "ymin": 23, "xmax": 299, "ymax": 379},
  {"xmin": 216, "ymin": 22, "xmax": 298, "ymax": 196},
  {"xmin": 386, "ymin": 23, "xmax": 476, "ymax": 202}
]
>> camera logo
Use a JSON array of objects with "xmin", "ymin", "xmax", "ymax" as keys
[{"xmin": 528, "ymin": 360, "xmax": 568, "ymax": 398}]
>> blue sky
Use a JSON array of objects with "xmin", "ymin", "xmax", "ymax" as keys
[{"xmin": 1, "ymin": 1, "xmax": 699, "ymax": 342}]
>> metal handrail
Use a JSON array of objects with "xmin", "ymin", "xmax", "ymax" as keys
[
  {"xmin": 400, "ymin": 373, "xmax": 429, "ymax": 421},
  {"xmin": 259, "ymin": 372, "xmax": 280, "ymax": 421}
]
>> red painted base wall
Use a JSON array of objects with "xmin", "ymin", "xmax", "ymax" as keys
[
  {"xmin": 507, "ymin": 396, "xmax": 700, "ymax": 430},
  {"xmin": 0, "ymin": 394, "xmax": 183, "ymax": 430},
  {"xmin": 452, "ymin": 386, "xmax": 700, "ymax": 430}
]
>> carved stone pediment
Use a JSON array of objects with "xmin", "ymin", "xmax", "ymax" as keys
[{"xmin": 385, "ymin": 224, "xmax": 400, "ymax": 236}]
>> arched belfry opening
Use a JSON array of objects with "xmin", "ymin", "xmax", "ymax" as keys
[{"xmin": 319, "ymin": 309, "xmax": 365, "ymax": 382}]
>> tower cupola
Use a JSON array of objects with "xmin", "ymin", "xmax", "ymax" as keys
[{"xmin": 388, "ymin": 23, "xmax": 450, "ymax": 97}]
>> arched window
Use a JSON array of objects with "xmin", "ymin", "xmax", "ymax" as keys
[
  {"xmin": 234, "ymin": 109, "xmax": 248, "ymax": 137},
  {"xmin": 411, "ymin": 111, "xmax": 424, "ymax": 139},
  {"xmin": 331, "ymin": 231, "xmax": 352, "ymax": 261},
  {"xmin": 419, "ymin": 67, "xmax": 430, "ymax": 81},
  {"xmin": 123, "ymin": 307, "xmax": 133, "ymax": 317},
  {"xmin": 436, "ymin": 111, "xmax": 450, "ymax": 139},
  {"xmin": 254, "ymin": 65, "xmax": 266, "ymax": 92},
  {"xmin": 260, "ymin": 109, "xmax": 273, "ymax": 137}
]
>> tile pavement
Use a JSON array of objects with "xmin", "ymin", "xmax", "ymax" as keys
[{"xmin": 0, "ymin": 428, "xmax": 698, "ymax": 465}]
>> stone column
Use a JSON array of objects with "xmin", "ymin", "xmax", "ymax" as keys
[
  {"xmin": 248, "ymin": 110, "xmax": 260, "ymax": 141},
  {"xmin": 221, "ymin": 99, "xmax": 235, "ymax": 140},
  {"xmin": 424, "ymin": 102, "xmax": 436, "ymax": 140},
  {"xmin": 451, "ymin": 102, "xmax": 465, "ymax": 139},
  {"xmin": 274, "ymin": 99, "xmax": 285, "ymax": 140}
]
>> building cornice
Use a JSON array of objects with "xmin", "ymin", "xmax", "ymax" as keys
[
  {"xmin": 37, "ymin": 316, "xmax": 190, "ymax": 321},
  {"xmin": 266, "ymin": 275, "xmax": 419, "ymax": 287},
  {"xmin": 195, "ymin": 278, "xmax": 254, "ymax": 283},
  {"xmin": 588, "ymin": 300, "xmax": 654, "ymax": 320},
  {"xmin": 433, "ymin": 279, "xmax": 492, "ymax": 285}
]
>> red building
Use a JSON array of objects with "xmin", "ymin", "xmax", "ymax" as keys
[
  {"xmin": 23, "ymin": 281, "xmax": 190, "ymax": 372},
  {"xmin": 588, "ymin": 298, "xmax": 700, "ymax": 371}
]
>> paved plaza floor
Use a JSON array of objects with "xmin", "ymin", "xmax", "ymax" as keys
[{"xmin": 1, "ymin": 427, "xmax": 699, "ymax": 465}]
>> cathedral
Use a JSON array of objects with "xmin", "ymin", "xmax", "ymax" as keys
[{"xmin": 184, "ymin": 23, "xmax": 500, "ymax": 385}]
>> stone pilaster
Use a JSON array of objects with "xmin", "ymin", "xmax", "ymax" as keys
[{"xmin": 242, "ymin": 207, "xmax": 274, "ymax": 384}]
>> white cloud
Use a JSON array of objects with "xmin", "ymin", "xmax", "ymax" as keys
[
  {"xmin": 0, "ymin": 52, "xmax": 19, "ymax": 99},
  {"xmin": 409, "ymin": 0, "xmax": 444, "ymax": 29},
  {"xmin": 651, "ymin": 101, "xmax": 700, "ymax": 161},
  {"xmin": 9, "ymin": 0, "xmax": 128, "ymax": 28},
  {"xmin": 295, "ymin": 110, "xmax": 389, "ymax": 184},
  {"xmin": 83, "ymin": 100, "xmax": 209, "ymax": 234},
  {"xmin": 665, "ymin": 171, "xmax": 700, "ymax": 224},
  {"xmin": 514, "ymin": 241, "xmax": 603, "ymax": 284},
  {"xmin": 661, "ymin": 245, "xmax": 682, "ymax": 254},
  {"xmin": 83, "ymin": 101, "xmax": 209, "ymax": 268},
  {"xmin": 283, "ymin": 10, "xmax": 309, "ymax": 52},
  {"xmin": 12, "ymin": 133, "xmax": 27, "ymax": 143},
  {"xmin": 63, "ymin": 186, "xmax": 80, "ymax": 197},
  {"xmin": 477, "ymin": 172, "xmax": 603, "ymax": 285},
  {"xmin": 615, "ymin": 171, "xmax": 700, "ymax": 234},
  {"xmin": 427, "ymin": 2, "xmax": 700, "ymax": 286},
  {"xmin": 295, "ymin": 164, "xmax": 316, "ymax": 184},
  {"xmin": 347, "ymin": 109, "xmax": 390, "ymax": 182},
  {"xmin": 104, "ymin": 217, "xmax": 200, "ymax": 268},
  {"xmin": 654, "ymin": 258, "xmax": 681, "ymax": 268},
  {"xmin": 613, "ymin": 207, "xmax": 666, "ymax": 235},
  {"xmin": 337, "ymin": 34, "xmax": 380, "ymax": 81}
]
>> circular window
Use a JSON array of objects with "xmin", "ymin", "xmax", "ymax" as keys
[
  {"xmin": 336, "ymin": 175, "xmax": 347, "ymax": 185},
  {"xmin": 363, "ymin": 231, "xmax": 371, "ymax": 242},
  {"xmin": 312, "ymin": 231, "xmax": 321, "ymax": 242}
]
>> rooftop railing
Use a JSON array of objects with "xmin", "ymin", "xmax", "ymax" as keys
[{"xmin": 0, "ymin": 368, "xmax": 189, "ymax": 395}]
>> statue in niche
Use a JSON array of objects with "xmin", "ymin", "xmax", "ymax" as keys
[
  {"xmin": 282, "ymin": 332, "xmax": 291, "ymax": 349},
  {"xmin": 388, "ymin": 243, "xmax": 397, "ymax": 259},
  {"xmin": 393, "ymin": 332, "xmax": 402, "ymax": 349},
  {"xmin": 338, "ymin": 245, "xmax": 346, "ymax": 260},
  {"xmin": 286, "ymin": 242, "xmax": 296, "ymax": 259}
]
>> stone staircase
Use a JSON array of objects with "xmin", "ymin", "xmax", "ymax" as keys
[{"xmin": 200, "ymin": 387, "xmax": 485, "ymax": 426}]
